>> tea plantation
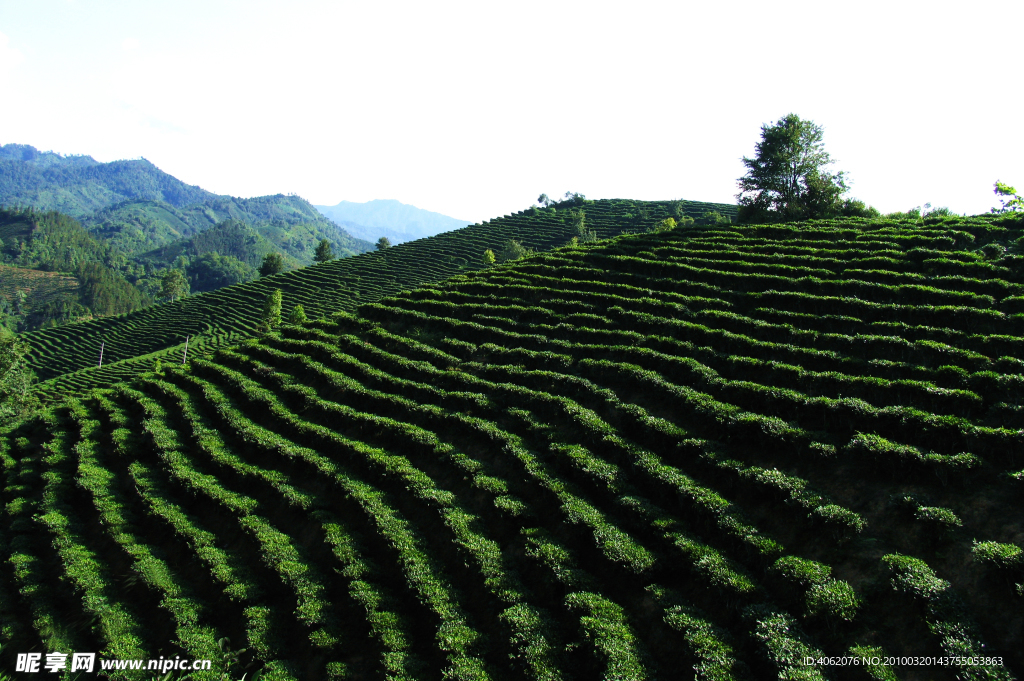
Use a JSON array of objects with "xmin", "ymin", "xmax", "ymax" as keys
[
  {"xmin": 20, "ymin": 199, "xmax": 734, "ymax": 400},
  {"xmin": 2, "ymin": 213, "xmax": 1023, "ymax": 680}
]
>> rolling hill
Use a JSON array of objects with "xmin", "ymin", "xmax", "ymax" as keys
[{"xmin": 1, "ymin": 210, "xmax": 1022, "ymax": 680}]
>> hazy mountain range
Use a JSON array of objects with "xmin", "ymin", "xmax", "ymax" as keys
[{"xmin": 314, "ymin": 199, "xmax": 470, "ymax": 244}]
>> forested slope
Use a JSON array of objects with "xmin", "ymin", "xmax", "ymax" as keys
[
  {"xmin": 22, "ymin": 198, "xmax": 733, "ymax": 399},
  {"xmin": 1, "ymin": 213, "xmax": 1022, "ymax": 680}
]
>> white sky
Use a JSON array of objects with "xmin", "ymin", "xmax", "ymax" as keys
[{"xmin": 0, "ymin": 0, "xmax": 1020, "ymax": 224}]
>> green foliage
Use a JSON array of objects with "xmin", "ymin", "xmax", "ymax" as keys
[
  {"xmin": 258, "ymin": 253, "xmax": 284, "ymax": 277},
  {"xmin": 481, "ymin": 249, "xmax": 496, "ymax": 267},
  {"xmin": 885, "ymin": 203, "xmax": 954, "ymax": 221},
  {"xmin": 770, "ymin": 556, "xmax": 859, "ymax": 621},
  {"xmin": 498, "ymin": 239, "xmax": 533, "ymax": 263},
  {"xmin": 287, "ymin": 304, "xmax": 307, "ymax": 325},
  {"xmin": 838, "ymin": 198, "xmax": 881, "ymax": 218},
  {"xmin": 160, "ymin": 268, "xmax": 190, "ymax": 302},
  {"xmin": 376, "ymin": 237, "xmax": 391, "ymax": 251},
  {"xmin": 992, "ymin": 181, "xmax": 1023, "ymax": 213},
  {"xmin": 805, "ymin": 580, "xmax": 859, "ymax": 621},
  {"xmin": 696, "ymin": 209, "xmax": 729, "ymax": 225},
  {"xmin": 744, "ymin": 605, "xmax": 826, "ymax": 680},
  {"xmin": 3, "ymin": 208, "xmax": 1024, "ymax": 678},
  {"xmin": 569, "ymin": 208, "xmax": 597, "ymax": 243},
  {"xmin": 737, "ymin": 113, "xmax": 858, "ymax": 223},
  {"xmin": 313, "ymin": 238, "xmax": 333, "ymax": 263},
  {"xmin": 980, "ymin": 243, "xmax": 1006, "ymax": 260},
  {"xmin": 186, "ymin": 252, "xmax": 255, "ymax": 294},
  {"xmin": 260, "ymin": 290, "xmax": 282, "ymax": 332},
  {"xmin": 76, "ymin": 262, "xmax": 151, "ymax": 315},
  {"xmin": 648, "ymin": 217, "xmax": 676, "ymax": 233},
  {"xmin": 0, "ymin": 330, "xmax": 35, "ymax": 423},
  {"xmin": 971, "ymin": 540, "xmax": 1023, "ymax": 570},
  {"xmin": 914, "ymin": 505, "xmax": 962, "ymax": 531}
]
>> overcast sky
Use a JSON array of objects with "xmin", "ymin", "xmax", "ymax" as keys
[{"xmin": 0, "ymin": 0, "xmax": 1020, "ymax": 224}]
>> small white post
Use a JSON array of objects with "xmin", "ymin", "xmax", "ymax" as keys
[
  {"xmin": 98, "ymin": 341, "xmax": 104, "ymax": 368},
  {"xmin": 182, "ymin": 335, "xmax": 189, "ymax": 365}
]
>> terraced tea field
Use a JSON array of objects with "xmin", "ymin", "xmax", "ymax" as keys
[
  {"xmin": 0, "ymin": 264, "xmax": 80, "ymax": 309},
  {"xmin": 22, "ymin": 199, "xmax": 734, "ymax": 400},
  {"xmin": 2, "ymin": 214, "xmax": 1023, "ymax": 680}
]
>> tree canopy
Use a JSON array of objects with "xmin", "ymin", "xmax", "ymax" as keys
[
  {"xmin": 736, "ymin": 114, "xmax": 873, "ymax": 223},
  {"xmin": 260, "ymin": 289, "xmax": 282, "ymax": 332},
  {"xmin": 993, "ymin": 181, "xmax": 1023, "ymax": 213},
  {"xmin": 259, "ymin": 252, "xmax": 285, "ymax": 277},
  {"xmin": 0, "ymin": 330, "xmax": 35, "ymax": 424},
  {"xmin": 375, "ymin": 237, "xmax": 391, "ymax": 251},
  {"xmin": 160, "ymin": 268, "xmax": 189, "ymax": 302},
  {"xmin": 313, "ymin": 238, "xmax": 334, "ymax": 263},
  {"xmin": 186, "ymin": 252, "xmax": 255, "ymax": 293}
]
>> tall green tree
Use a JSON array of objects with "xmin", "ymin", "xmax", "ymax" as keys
[
  {"xmin": 570, "ymin": 208, "xmax": 597, "ymax": 243},
  {"xmin": 736, "ymin": 114, "xmax": 851, "ymax": 223},
  {"xmin": 260, "ymin": 289, "xmax": 283, "ymax": 332},
  {"xmin": 160, "ymin": 268, "xmax": 189, "ymax": 302},
  {"xmin": 259, "ymin": 252, "xmax": 285, "ymax": 277},
  {"xmin": 376, "ymin": 237, "xmax": 391, "ymax": 251},
  {"xmin": 313, "ymin": 238, "xmax": 334, "ymax": 263},
  {"xmin": 0, "ymin": 330, "xmax": 35, "ymax": 423}
]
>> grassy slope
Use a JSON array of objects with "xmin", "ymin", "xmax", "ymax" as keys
[
  {"xmin": 23, "ymin": 198, "xmax": 734, "ymax": 399},
  {"xmin": 1, "ymin": 212, "xmax": 1022, "ymax": 680}
]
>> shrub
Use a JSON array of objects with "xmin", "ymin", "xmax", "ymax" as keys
[
  {"xmin": 805, "ymin": 579, "xmax": 859, "ymax": 621},
  {"xmin": 287, "ymin": 304, "xmax": 307, "ymax": 325},
  {"xmin": 914, "ymin": 506, "xmax": 962, "ymax": 531},
  {"xmin": 980, "ymin": 243, "xmax": 1006, "ymax": 260},
  {"xmin": 971, "ymin": 541, "xmax": 1023, "ymax": 570}
]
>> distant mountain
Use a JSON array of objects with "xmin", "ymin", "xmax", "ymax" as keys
[
  {"xmin": 0, "ymin": 143, "xmax": 375, "ymax": 260},
  {"xmin": 0, "ymin": 144, "xmax": 216, "ymax": 215},
  {"xmin": 0, "ymin": 144, "xmax": 378, "ymax": 332},
  {"xmin": 314, "ymin": 199, "xmax": 470, "ymax": 244}
]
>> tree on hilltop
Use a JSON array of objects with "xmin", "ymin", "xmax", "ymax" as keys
[
  {"xmin": 376, "ymin": 237, "xmax": 391, "ymax": 251},
  {"xmin": 737, "ymin": 114, "xmax": 875, "ymax": 223},
  {"xmin": 536, "ymin": 192, "xmax": 586, "ymax": 209}
]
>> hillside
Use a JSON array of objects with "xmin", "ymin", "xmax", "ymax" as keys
[
  {"xmin": 0, "ymin": 207, "xmax": 151, "ymax": 331},
  {"xmin": 314, "ymin": 199, "xmax": 471, "ymax": 245},
  {"xmin": 0, "ymin": 264, "xmax": 83, "ymax": 328},
  {"xmin": 1, "ymin": 212, "xmax": 1022, "ymax": 680},
  {"xmin": 22, "ymin": 198, "xmax": 735, "ymax": 399}
]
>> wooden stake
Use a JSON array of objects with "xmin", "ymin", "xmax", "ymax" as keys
[
  {"xmin": 98, "ymin": 341, "xmax": 104, "ymax": 368},
  {"xmin": 182, "ymin": 335, "xmax": 189, "ymax": 365}
]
